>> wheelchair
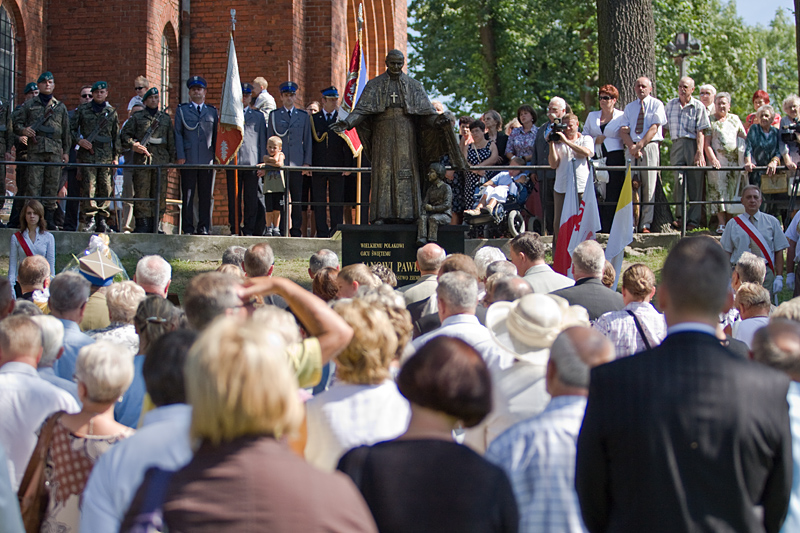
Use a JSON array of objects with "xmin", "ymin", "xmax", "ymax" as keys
[{"xmin": 463, "ymin": 178, "xmax": 539, "ymax": 238}]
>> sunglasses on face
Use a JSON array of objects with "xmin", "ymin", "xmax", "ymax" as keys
[
  {"xmin": 80, "ymin": 94, "xmax": 92, "ymax": 98},
  {"xmin": 599, "ymin": 95, "xmax": 612, "ymax": 101},
  {"xmin": 135, "ymin": 86, "xmax": 146, "ymax": 90}
]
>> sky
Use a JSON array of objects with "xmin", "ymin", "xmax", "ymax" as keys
[{"xmin": 737, "ymin": 0, "xmax": 794, "ymax": 26}]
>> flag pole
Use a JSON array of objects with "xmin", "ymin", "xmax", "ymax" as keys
[
  {"xmin": 355, "ymin": 4, "xmax": 363, "ymax": 225},
  {"xmin": 229, "ymin": 9, "xmax": 240, "ymax": 235}
]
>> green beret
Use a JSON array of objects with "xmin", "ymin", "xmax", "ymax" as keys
[
  {"xmin": 23, "ymin": 83, "xmax": 37, "ymax": 95},
  {"xmin": 91, "ymin": 81, "xmax": 107, "ymax": 92},
  {"xmin": 143, "ymin": 87, "xmax": 159, "ymax": 101},
  {"xmin": 37, "ymin": 71, "xmax": 53, "ymax": 83}
]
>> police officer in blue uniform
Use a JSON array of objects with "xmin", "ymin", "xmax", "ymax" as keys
[
  {"xmin": 266, "ymin": 81, "xmax": 312, "ymax": 237},
  {"xmin": 175, "ymin": 75, "xmax": 218, "ymax": 235}
]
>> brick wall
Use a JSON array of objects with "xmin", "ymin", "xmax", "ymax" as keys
[{"xmin": 4, "ymin": 0, "xmax": 406, "ymax": 232}]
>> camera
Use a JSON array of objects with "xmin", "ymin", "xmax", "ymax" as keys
[
  {"xmin": 548, "ymin": 119, "xmax": 568, "ymax": 142},
  {"xmin": 781, "ymin": 122, "xmax": 799, "ymax": 145}
]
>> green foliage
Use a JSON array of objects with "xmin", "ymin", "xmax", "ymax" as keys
[{"xmin": 409, "ymin": 0, "xmax": 797, "ymax": 121}]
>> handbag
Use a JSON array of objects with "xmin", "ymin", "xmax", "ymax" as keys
[
  {"xmin": 17, "ymin": 411, "xmax": 64, "ymax": 533},
  {"xmin": 760, "ymin": 171, "xmax": 789, "ymax": 195}
]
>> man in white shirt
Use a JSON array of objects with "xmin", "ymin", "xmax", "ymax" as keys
[
  {"xmin": 397, "ymin": 243, "xmax": 446, "ymax": 305},
  {"xmin": 134, "ymin": 254, "xmax": 172, "ymax": 298},
  {"xmin": 409, "ymin": 271, "xmax": 511, "ymax": 372},
  {"xmin": 0, "ymin": 315, "xmax": 79, "ymax": 491},
  {"xmin": 509, "ymin": 231, "xmax": 573, "ymax": 293},
  {"xmin": 664, "ymin": 77, "xmax": 710, "ymax": 230},
  {"xmin": 32, "ymin": 315, "xmax": 80, "ymax": 403},
  {"xmin": 721, "ymin": 185, "xmax": 788, "ymax": 299},
  {"xmin": 81, "ymin": 330, "xmax": 195, "ymax": 533},
  {"xmin": 619, "ymin": 77, "xmax": 668, "ymax": 233},
  {"xmin": 486, "ymin": 327, "xmax": 614, "ymax": 533}
]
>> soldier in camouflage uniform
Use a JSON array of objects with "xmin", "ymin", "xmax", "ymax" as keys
[
  {"xmin": 8, "ymin": 82, "xmax": 38, "ymax": 228},
  {"xmin": 70, "ymin": 81, "xmax": 121, "ymax": 233},
  {"xmin": 119, "ymin": 87, "xmax": 176, "ymax": 233},
  {"xmin": 11, "ymin": 71, "xmax": 71, "ymax": 230}
]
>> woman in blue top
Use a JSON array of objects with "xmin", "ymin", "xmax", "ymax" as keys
[{"xmin": 9, "ymin": 199, "xmax": 55, "ymax": 297}]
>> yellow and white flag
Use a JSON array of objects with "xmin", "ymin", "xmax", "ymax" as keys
[{"xmin": 604, "ymin": 164, "xmax": 634, "ymax": 289}]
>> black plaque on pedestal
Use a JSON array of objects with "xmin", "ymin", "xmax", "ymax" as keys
[{"xmin": 341, "ymin": 224, "xmax": 467, "ymax": 287}]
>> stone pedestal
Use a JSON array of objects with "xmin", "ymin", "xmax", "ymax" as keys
[{"xmin": 341, "ymin": 224, "xmax": 466, "ymax": 287}]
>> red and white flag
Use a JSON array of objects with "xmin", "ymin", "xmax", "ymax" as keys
[
  {"xmin": 339, "ymin": 3, "xmax": 366, "ymax": 157},
  {"xmin": 553, "ymin": 164, "xmax": 602, "ymax": 275},
  {"xmin": 215, "ymin": 33, "xmax": 244, "ymax": 164}
]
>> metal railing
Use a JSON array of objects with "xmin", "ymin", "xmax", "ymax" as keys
[{"xmin": 0, "ymin": 160, "xmax": 791, "ymax": 238}]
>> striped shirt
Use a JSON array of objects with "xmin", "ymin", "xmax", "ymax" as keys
[{"xmin": 486, "ymin": 395, "xmax": 588, "ymax": 533}]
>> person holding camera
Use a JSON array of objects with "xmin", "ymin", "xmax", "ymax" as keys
[
  {"xmin": 780, "ymin": 95, "xmax": 800, "ymax": 167},
  {"xmin": 548, "ymin": 113, "xmax": 593, "ymax": 245}
]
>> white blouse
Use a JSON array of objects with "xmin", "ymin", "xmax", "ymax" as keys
[
  {"xmin": 304, "ymin": 380, "xmax": 411, "ymax": 471},
  {"xmin": 583, "ymin": 109, "xmax": 626, "ymax": 153},
  {"xmin": 8, "ymin": 227, "xmax": 56, "ymax": 294}
]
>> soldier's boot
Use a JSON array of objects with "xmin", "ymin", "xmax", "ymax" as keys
[
  {"xmin": 143, "ymin": 219, "xmax": 154, "ymax": 234},
  {"xmin": 83, "ymin": 216, "xmax": 97, "ymax": 233},
  {"xmin": 44, "ymin": 209, "xmax": 58, "ymax": 231},
  {"xmin": 95, "ymin": 216, "xmax": 109, "ymax": 234},
  {"xmin": 133, "ymin": 218, "xmax": 147, "ymax": 233}
]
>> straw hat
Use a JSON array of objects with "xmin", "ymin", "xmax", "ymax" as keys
[{"xmin": 486, "ymin": 293, "xmax": 589, "ymax": 364}]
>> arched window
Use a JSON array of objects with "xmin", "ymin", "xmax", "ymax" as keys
[
  {"xmin": 0, "ymin": 6, "xmax": 15, "ymax": 108},
  {"xmin": 160, "ymin": 32, "xmax": 170, "ymax": 111}
]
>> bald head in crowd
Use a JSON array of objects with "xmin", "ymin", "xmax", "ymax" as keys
[
  {"xmin": 417, "ymin": 243, "xmax": 446, "ymax": 275},
  {"xmin": 547, "ymin": 326, "xmax": 614, "ymax": 396},
  {"xmin": 491, "ymin": 276, "xmax": 533, "ymax": 303},
  {"xmin": 135, "ymin": 255, "xmax": 172, "ymax": 297},
  {"xmin": 752, "ymin": 319, "xmax": 800, "ymax": 381},
  {"xmin": 244, "ymin": 243, "xmax": 275, "ymax": 277}
]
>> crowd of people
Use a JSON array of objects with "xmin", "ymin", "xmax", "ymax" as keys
[
  {"xmin": 3, "ymin": 225, "xmax": 800, "ymax": 532},
  {"xmin": 4, "ymin": 68, "xmax": 800, "ymax": 242}
]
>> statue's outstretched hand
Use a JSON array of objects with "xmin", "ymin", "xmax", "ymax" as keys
[
  {"xmin": 434, "ymin": 114, "xmax": 450, "ymax": 128},
  {"xmin": 330, "ymin": 120, "xmax": 347, "ymax": 134}
]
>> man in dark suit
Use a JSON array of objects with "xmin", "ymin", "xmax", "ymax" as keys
[
  {"xmin": 175, "ymin": 75, "xmax": 218, "ymax": 235},
  {"xmin": 267, "ymin": 81, "xmax": 312, "ymax": 237},
  {"xmin": 310, "ymin": 86, "xmax": 355, "ymax": 238},
  {"xmin": 576, "ymin": 236, "xmax": 792, "ymax": 533},
  {"xmin": 550, "ymin": 240, "xmax": 623, "ymax": 321}
]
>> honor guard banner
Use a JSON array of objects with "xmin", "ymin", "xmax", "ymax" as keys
[
  {"xmin": 340, "ymin": 3, "xmax": 365, "ymax": 157},
  {"xmin": 553, "ymin": 162, "xmax": 602, "ymax": 276},
  {"xmin": 215, "ymin": 33, "xmax": 244, "ymax": 165}
]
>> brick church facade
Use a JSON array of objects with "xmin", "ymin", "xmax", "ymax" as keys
[{"xmin": 1, "ymin": 0, "xmax": 406, "ymax": 229}]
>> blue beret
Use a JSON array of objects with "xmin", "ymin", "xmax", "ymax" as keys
[
  {"xmin": 321, "ymin": 86, "xmax": 339, "ymax": 98},
  {"xmin": 24, "ymin": 82, "xmax": 38, "ymax": 95},
  {"xmin": 187, "ymin": 76, "xmax": 207, "ymax": 89},
  {"xmin": 143, "ymin": 87, "xmax": 159, "ymax": 100},
  {"xmin": 280, "ymin": 81, "xmax": 298, "ymax": 94},
  {"xmin": 37, "ymin": 71, "xmax": 53, "ymax": 83},
  {"xmin": 91, "ymin": 81, "xmax": 107, "ymax": 92},
  {"xmin": 241, "ymin": 83, "xmax": 253, "ymax": 95},
  {"xmin": 79, "ymin": 271, "xmax": 115, "ymax": 287}
]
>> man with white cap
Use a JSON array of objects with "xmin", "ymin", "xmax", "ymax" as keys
[
  {"xmin": 464, "ymin": 293, "xmax": 589, "ymax": 452},
  {"xmin": 486, "ymin": 326, "xmax": 614, "ymax": 532}
]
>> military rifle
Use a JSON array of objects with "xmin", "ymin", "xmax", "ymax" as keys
[
  {"xmin": 140, "ymin": 115, "xmax": 161, "ymax": 149},
  {"xmin": 27, "ymin": 103, "xmax": 54, "ymax": 145},
  {"xmin": 81, "ymin": 110, "xmax": 111, "ymax": 155}
]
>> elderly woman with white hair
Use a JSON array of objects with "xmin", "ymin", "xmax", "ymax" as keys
[
  {"xmin": 780, "ymin": 94, "xmax": 800, "ymax": 166},
  {"xmin": 128, "ymin": 317, "xmax": 378, "ymax": 532},
  {"xmin": 698, "ymin": 84, "xmax": 716, "ymax": 115},
  {"xmin": 704, "ymin": 91, "xmax": 746, "ymax": 233},
  {"xmin": 744, "ymin": 104, "xmax": 797, "ymax": 217},
  {"xmin": 38, "ymin": 341, "xmax": 135, "ymax": 532},
  {"xmin": 87, "ymin": 280, "xmax": 146, "ymax": 356},
  {"xmin": 31, "ymin": 315, "xmax": 80, "ymax": 403}
]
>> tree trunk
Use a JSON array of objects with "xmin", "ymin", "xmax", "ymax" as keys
[
  {"xmin": 479, "ymin": 8, "xmax": 500, "ymax": 110},
  {"xmin": 596, "ymin": 0, "xmax": 656, "ymax": 106},
  {"xmin": 796, "ymin": 0, "xmax": 800, "ymax": 93}
]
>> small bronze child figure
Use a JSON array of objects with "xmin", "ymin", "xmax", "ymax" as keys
[{"xmin": 417, "ymin": 162, "xmax": 452, "ymax": 245}]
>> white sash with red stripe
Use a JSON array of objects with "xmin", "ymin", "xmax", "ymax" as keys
[{"xmin": 733, "ymin": 214, "xmax": 775, "ymax": 272}]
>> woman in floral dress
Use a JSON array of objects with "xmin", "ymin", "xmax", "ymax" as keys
[
  {"xmin": 40, "ymin": 342, "xmax": 135, "ymax": 533},
  {"xmin": 704, "ymin": 92, "xmax": 746, "ymax": 233}
]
